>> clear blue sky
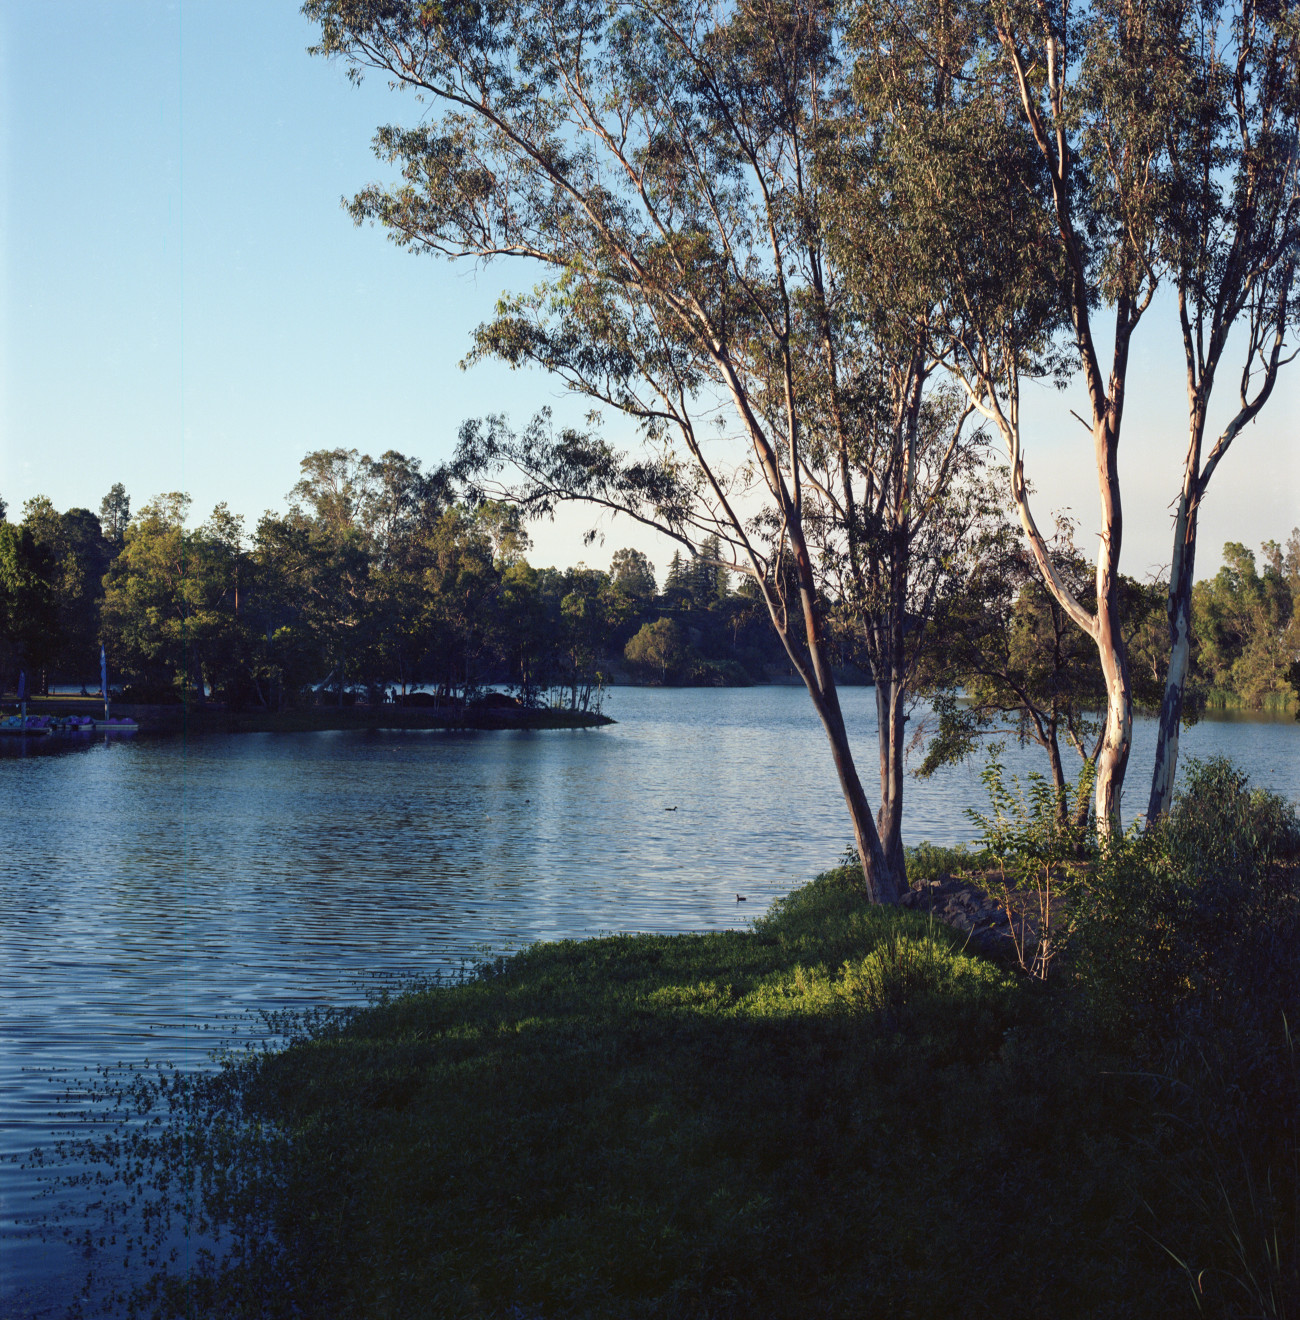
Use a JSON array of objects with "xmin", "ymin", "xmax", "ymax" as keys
[{"xmin": 2, "ymin": 1, "xmax": 1296, "ymax": 581}]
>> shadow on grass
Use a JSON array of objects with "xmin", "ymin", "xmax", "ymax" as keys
[{"xmin": 35, "ymin": 863, "xmax": 1286, "ymax": 1320}]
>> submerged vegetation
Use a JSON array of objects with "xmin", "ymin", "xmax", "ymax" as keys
[{"xmin": 38, "ymin": 759, "xmax": 1300, "ymax": 1319}]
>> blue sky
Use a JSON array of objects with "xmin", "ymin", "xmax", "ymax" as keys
[{"xmin": 2, "ymin": 1, "xmax": 1296, "ymax": 582}]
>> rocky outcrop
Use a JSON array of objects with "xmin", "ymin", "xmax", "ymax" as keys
[{"xmin": 899, "ymin": 876, "xmax": 1052, "ymax": 961}]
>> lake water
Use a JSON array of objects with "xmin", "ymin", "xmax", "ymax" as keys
[{"xmin": 2, "ymin": 685, "xmax": 1297, "ymax": 1315}]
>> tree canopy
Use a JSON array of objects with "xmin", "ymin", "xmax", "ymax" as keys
[
  {"xmin": 306, "ymin": 0, "xmax": 1009, "ymax": 900},
  {"xmin": 848, "ymin": 0, "xmax": 1300, "ymax": 831}
]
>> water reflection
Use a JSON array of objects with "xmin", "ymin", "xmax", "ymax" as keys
[{"xmin": 1, "ymin": 686, "xmax": 1296, "ymax": 1310}]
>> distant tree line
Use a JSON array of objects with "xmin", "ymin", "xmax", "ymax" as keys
[
  {"xmin": 0, "ymin": 453, "xmax": 810, "ymax": 710},
  {"xmin": 2, "ymin": 462, "xmax": 1294, "ymax": 733},
  {"xmin": 1190, "ymin": 535, "xmax": 1300, "ymax": 713}
]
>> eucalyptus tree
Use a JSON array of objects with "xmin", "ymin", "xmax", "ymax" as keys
[
  {"xmin": 854, "ymin": 0, "xmax": 1299, "ymax": 830},
  {"xmin": 0, "ymin": 520, "xmax": 59, "ymax": 693},
  {"xmin": 852, "ymin": 0, "xmax": 1147, "ymax": 830},
  {"xmin": 915, "ymin": 517, "xmax": 1164, "ymax": 827},
  {"xmin": 250, "ymin": 511, "xmax": 333, "ymax": 703},
  {"xmin": 610, "ymin": 547, "xmax": 658, "ymax": 603},
  {"xmin": 357, "ymin": 450, "xmax": 453, "ymax": 693},
  {"xmin": 307, "ymin": 0, "xmax": 988, "ymax": 901},
  {"xmin": 99, "ymin": 483, "xmax": 131, "ymax": 547},
  {"xmin": 57, "ymin": 508, "xmax": 115, "ymax": 674},
  {"xmin": 101, "ymin": 493, "xmax": 199, "ymax": 695},
  {"xmin": 19, "ymin": 497, "xmax": 112, "ymax": 678},
  {"xmin": 555, "ymin": 564, "xmax": 628, "ymax": 708},
  {"xmin": 813, "ymin": 136, "xmax": 1001, "ymax": 873},
  {"xmin": 285, "ymin": 447, "xmax": 450, "ymax": 698},
  {"xmin": 284, "ymin": 450, "xmax": 383, "ymax": 700},
  {"xmin": 419, "ymin": 502, "xmax": 524, "ymax": 702},
  {"xmin": 1143, "ymin": 3, "xmax": 1300, "ymax": 820}
]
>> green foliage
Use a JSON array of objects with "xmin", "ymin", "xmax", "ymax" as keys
[
  {"xmin": 99, "ymin": 482, "xmax": 131, "ymax": 545},
  {"xmin": 1192, "ymin": 535, "xmax": 1300, "ymax": 714},
  {"xmin": 609, "ymin": 547, "xmax": 656, "ymax": 602},
  {"xmin": 0, "ymin": 469, "xmax": 782, "ymax": 702},
  {"xmin": 0, "ymin": 519, "xmax": 60, "ymax": 689},
  {"xmin": 100, "ymin": 494, "xmax": 252, "ymax": 702},
  {"xmin": 902, "ymin": 840, "xmax": 993, "ymax": 884},
  {"xmin": 1072, "ymin": 758, "xmax": 1300, "ymax": 1043},
  {"xmin": 967, "ymin": 751, "xmax": 1097, "ymax": 880},
  {"xmin": 1068, "ymin": 760, "xmax": 1300, "ymax": 1316},
  {"xmin": 623, "ymin": 617, "xmax": 690, "ymax": 684},
  {"xmin": 963, "ymin": 750, "xmax": 1095, "ymax": 977},
  {"xmin": 916, "ymin": 518, "xmax": 1165, "ymax": 790}
]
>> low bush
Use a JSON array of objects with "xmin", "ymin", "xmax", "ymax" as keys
[
  {"xmin": 1071, "ymin": 757, "xmax": 1300, "ymax": 1048},
  {"xmin": 1070, "ymin": 758, "xmax": 1300, "ymax": 1317}
]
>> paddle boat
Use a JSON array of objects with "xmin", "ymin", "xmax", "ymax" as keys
[
  {"xmin": 0, "ymin": 715, "xmax": 54, "ymax": 736},
  {"xmin": 55, "ymin": 714, "xmax": 98, "ymax": 734}
]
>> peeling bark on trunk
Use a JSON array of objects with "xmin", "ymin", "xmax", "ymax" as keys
[
  {"xmin": 1147, "ymin": 506, "xmax": 1196, "ymax": 823},
  {"xmin": 993, "ymin": 396, "xmax": 1133, "ymax": 833},
  {"xmin": 874, "ymin": 674, "xmax": 907, "ymax": 884},
  {"xmin": 1093, "ymin": 591, "xmax": 1133, "ymax": 826}
]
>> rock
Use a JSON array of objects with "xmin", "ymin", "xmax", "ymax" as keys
[{"xmin": 901, "ymin": 874, "xmax": 1047, "ymax": 962}]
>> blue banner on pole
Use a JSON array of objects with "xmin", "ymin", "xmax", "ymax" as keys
[
  {"xmin": 17, "ymin": 670, "xmax": 26, "ymax": 701},
  {"xmin": 101, "ymin": 646, "xmax": 108, "ymax": 701}
]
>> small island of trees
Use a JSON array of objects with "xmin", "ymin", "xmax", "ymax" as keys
[{"xmin": 0, "ymin": 457, "xmax": 823, "ymax": 714}]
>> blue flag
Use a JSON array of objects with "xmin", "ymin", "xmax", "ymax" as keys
[
  {"xmin": 17, "ymin": 670, "xmax": 26, "ymax": 701},
  {"xmin": 101, "ymin": 646, "xmax": 108, "ymax": 702}
]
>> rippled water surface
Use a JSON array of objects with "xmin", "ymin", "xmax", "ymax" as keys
[{"xmin": 2, "ymin": 686, "xmax": 1297, "ymax": 1313}]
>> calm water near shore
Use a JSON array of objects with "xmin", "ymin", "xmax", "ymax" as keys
[{"xmin": 2, "ymin": 685, "xmax": 1297, "ymax": 1313}]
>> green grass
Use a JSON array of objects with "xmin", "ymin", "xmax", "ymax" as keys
[
  {"xmin": 44, "ymin": 761, "xmax": 1299, "ymax": 1318},
  {"xmin": 902, "ymin": 840, "xmax": 996, "ymax": 882},
  {"xmin": 76, "ymin": 864, "xmax": 1229, "ymax": 1320}
]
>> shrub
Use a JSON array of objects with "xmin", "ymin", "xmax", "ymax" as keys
[
  {"xmin": 1070, "ymin": 759, "xmax": 1300, "ymax": 1317},
  {"xmin": 1071, "ymin": 758, "xmax": 1300, "ymax": 1047},
  {"xmin": 1162, "ymin": 756, "xmax": 1300, "ymax": 884},
  {"xmin": 963, "ymin": 752, "xmax": 1095, "ymax": 978}
]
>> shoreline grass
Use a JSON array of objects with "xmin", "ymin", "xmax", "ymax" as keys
[
  {"xmin": 44, "ymin": 761, "xmax": 1300, "ymax": 1318},
  {"xmin": 63, "ymin": 871, "xmax": 1200, "ymax": 1319}
]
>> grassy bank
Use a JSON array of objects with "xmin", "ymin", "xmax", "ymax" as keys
[
  {"xmin": 51, "ymin": 761, "xmax": 1300, "ymax": 1319},
  {"xmin": 62, "ymin": 909, "xmax": 1270, "ymax": 1315},
  {"xmin": 1202, "ymin": 689, "xmax": 1298, "ymax": 717}
]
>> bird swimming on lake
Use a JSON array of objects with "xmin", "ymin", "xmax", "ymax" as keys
[
  {"xmin": 736, "ymin": 893, "xmax": 747, "ymax": 902},
  {"xmin": 664, "ymin": 805, "xmax": 677, "ymax": 811}
]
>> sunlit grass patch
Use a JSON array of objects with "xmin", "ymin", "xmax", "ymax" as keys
[{"xmin": 41, "ymin": 847, "xmax": 1291, "ymax": 1320}]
